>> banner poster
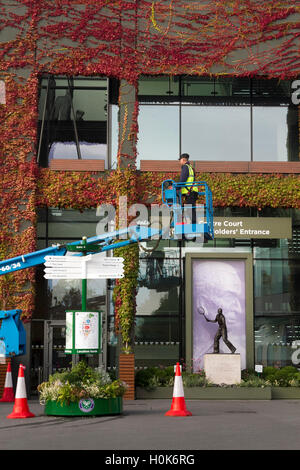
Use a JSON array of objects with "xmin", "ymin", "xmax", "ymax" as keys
[
  {"xmin": 65, "ymin": 311, "xmax": 101, "ymax": 354},
  {"xmin": 75, "ymin": 311, "xmax": 99, "ymax": 351},
  {"xmin": 192, "ymin": 259, "xmax": 246, "ymax": 371}
]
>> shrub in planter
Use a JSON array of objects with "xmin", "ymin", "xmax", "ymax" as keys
[
  {"xmin": 135, "ymin": 366, "xmax": 175, "ymax": 390},
  {"xmin": 182, "ymin": 371, "xmax": 211, "ymax": 388},
  {"xmin": 135, "ymin": 366, "xmax": 211, "ymax": 390},
  {"xmin": 262, "ymin": 366, "xmax": 300, "ymax": 387},
  {"xmin": 38, "ymin": 361, "xmax": 127, "ymax": 405},
  {"xmin": 135, "ymin": 365, "xmax": 300, "ymax": 391}
]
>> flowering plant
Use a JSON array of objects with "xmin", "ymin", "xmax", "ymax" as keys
[{"xmin": 38, "ymin": 361, "xmax": 127, "ymax": 405}]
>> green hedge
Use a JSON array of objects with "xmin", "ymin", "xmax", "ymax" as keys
[{"xmin": 135, "ymin": 365, "xmax": 300, "ymax": 390}]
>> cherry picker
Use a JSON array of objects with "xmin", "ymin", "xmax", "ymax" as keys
[{"xmin": 0, "ymin": 180, "xmax": 213, "ymax": 356}]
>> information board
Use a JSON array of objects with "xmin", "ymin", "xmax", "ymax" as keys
[{"xmin": 65, "ymin": 311, "xmax": 102, "ymax": 354}]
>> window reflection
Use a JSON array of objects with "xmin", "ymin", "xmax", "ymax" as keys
[
  {"xmin": 135, "ymin": 316, "xmax": 179, "ymax": 342},
  {"xmin": 34, "ymin": 273, "xmax": 106, "ymax": 321},
  {"xmin": 136, "ymin": 105, "xmax": 179, "ymax": 167},
  {"xmin": 255, "ymin": 317, "xmax": 300, "ymax": 367},
  {"xmin": 37, "ymin": 76, "xmax": 118, "ymax": 168},
  {"xmin": 180, "ymin": 76, "xmax": 250, "ymax": 102},
  {"xmin": 138, "ymin": 75, "xmax": 179, "ymax": 100},
  {"xmin": 109, "ymin": 104, "xmax": 119, "ymax": 169},
  {"xmin": 254, "ymin": 259, "xmax": 300, "ymax": 314},
  {"xmin": 181, "ymin": 106, "xmax": 250, "ymax": 161},
  {"xmin": 137, "ymin": 76, "xmax": 299, "ymax": 163},
  {"xmin": 253, "ymin": 106, "xmax": 299, "ymax": 161},
  {"xmin": 136, "ymin": 258, "xmax": 180, "ymax": 316}
]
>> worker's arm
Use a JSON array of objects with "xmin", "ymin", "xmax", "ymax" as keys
[{"xmin": 179, "ymin": 164, "xmax": 189, "ymax": 183}]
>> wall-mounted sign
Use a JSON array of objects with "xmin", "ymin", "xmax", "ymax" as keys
[
  {"xmin": 213, "ymin": 217, "xmax": 292, "ymax": 239},
  {"xmin": 65, "ymin": 311, "xmax": 102, "ymax": 354}
]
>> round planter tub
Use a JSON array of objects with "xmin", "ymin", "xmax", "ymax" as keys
[{"xmin": 44, "ymin": 397, "xmax": 123, "ymax": 416}]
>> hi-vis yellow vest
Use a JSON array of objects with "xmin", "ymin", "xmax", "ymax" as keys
[{"xmin": 181, "ymin": 164, "xmax": 198, "ymax": 195}]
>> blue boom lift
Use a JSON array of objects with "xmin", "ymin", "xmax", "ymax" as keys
[{"xmin": 0, "ymin": 180, "xmax": 213, "ymax": 355}]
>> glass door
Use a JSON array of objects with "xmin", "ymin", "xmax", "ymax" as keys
[{"xmin": 43, "ymin": 320, "xmax": 74, "ymax": 381}]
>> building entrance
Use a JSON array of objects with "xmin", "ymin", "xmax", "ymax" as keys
[
  {"xmin": 30, "ymin": 319, "xmax": 73, "ymax": 396},
  {"xmin": 30, "ymin": 317, "xmax": 107, "ymax": 397},
  {"xmin": 43, "ymin": 320, "xmax": 73, "ymax": 382}
]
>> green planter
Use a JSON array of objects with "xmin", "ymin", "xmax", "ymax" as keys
[
  {"xmin": 136, "ymin": 387, "xmax": 272, "ymax": 400},
  {"xmin": 271, "ymin": 387, "xmax": 300, "ymax": 400},
  {"xmin": 185, "ymin": 387, "xmax": 272, "ymax": 400},
  {"xmin": 44, "ymin": 397, "xmax": 123, "ymax": 416},
  {"xmin": 136, "ymin": 386, "xmax": 300, "ymax": 400}
]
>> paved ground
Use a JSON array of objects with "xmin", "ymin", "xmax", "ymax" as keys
[{"xmin": 0, "ymin": 399, "xmax": 300, "ymax": 452}]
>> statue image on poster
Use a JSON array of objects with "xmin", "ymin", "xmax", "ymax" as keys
[{"xmin": 192, "ymin": 259, "xmax": 246, "ymax": 371}]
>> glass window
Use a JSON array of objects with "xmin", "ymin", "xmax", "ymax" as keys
[
  {"xmin": 136, "ymin": 258, "xmax": 180, "ymax": 316},
  {"xmin": 254, "ymin": 259, "xmax": 300, "ymax": 315},
  {"xmin": 253, "ymin": 209, "xmax": 300, "ymax": 259},
  {"xmin": 34, "ymin": 268, "xmax": 106, "ymax": 320},
  {"xmin": 181, "ymin": 76, "xmax": 250, "ymax": 103},
  {"xmin": 37, "ymin": 208, "xmax": 100, "ymax": 245},
  {"xmin": 37, "ymin": 76, "xmax": 119, "ymax": 168},
  {"xmin": 253, "ymin": 106, "xmax": 298, "ymax": 161},
  {"xmin": 109, "ymin": 104, "xmax": 119, "ymax": 169},
  {"xmin": 136, "ymin": 105, "xmax": 179, "ymax": 167},
  {"xmin": 181, "ymin": 106, "xmax": 250, "ymax": 161},
  {"xmin": 138, "ymin": 75, "xmax": 179, "ymax": 101},
  {"xmin": 251, "ymin": 78, "xmax": 291, "ymax": 104},
  {"xmin": 135, "ymin": 316, "xmax": 180, "ymax": 368},
  {"xmin": 255, "ymin": 316, "xmax": 300, "ymax": 367},
  {"xmin": 137, "ymin": 76, "xmax": 299, "ymax": 164},
  {"xmin": 135, "ymin": 316, "xmax": 179, "ymax": 342}
]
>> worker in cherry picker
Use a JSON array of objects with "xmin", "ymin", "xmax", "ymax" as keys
[{"xmin": 178, "ymin": 153, "xmax": 198, "ymax": 225}]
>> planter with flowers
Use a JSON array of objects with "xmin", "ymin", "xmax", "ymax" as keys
[
  {"xmin": 135, "ymin": 365, "xmax": 300, "ymax": 400},
  {"xmin": 38, "ymin": 361, "xmax": 127, "ymax": 416}
]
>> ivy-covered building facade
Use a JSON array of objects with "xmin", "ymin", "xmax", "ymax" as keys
[{"xmin": 0, "ymin": 1, "xmax": 299, "ymax": 399}]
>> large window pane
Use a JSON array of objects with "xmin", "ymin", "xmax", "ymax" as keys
[
  {"xmin": 181, "ymin": 76, "xmax": 250, "ymax": 103},
  {"xmin": 37, "ymin": 208, "xmax": 99, "ymax": 242},
  {"xmin": 137, "ymin": 105, "xmax": 179, "ymax": 167},
  {"xmin": 181, "ymin": 106, "xmax": 250, "ymax": 161},
  {"xmin": 253, "ymin": 106, "xmax": 299, "ymax": 161},
  {"xmin": 136, "ymin": 258, "xmax": 180, "ymax": 316},
  {"xmin": 254, "ymin": 259, "xmax": 300, "ymax": 314},
  {"xmin": 34, "ymin": 269, "xmax": 106, "ymax": 320},
  {"xmin": 135, "ymin": 316, "xmax": 180, "ymax": 368},
  {"xmin": 135, "ymin": 316, "xmax": 179, "ymax": 342},
  {"xmin": 138, "ymin": 75, "xmax": 179, "ymax": 101},
  {"xmin": 255, "ymin": 316, "xmax": 300, "ymax": 367},
  {"xmin": 38, "ymin": 76, "xmax": 112, "ymax": 168}
]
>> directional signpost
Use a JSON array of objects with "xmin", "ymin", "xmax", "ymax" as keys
[
  {"xmin": 43, "ymin": 237, "xmax": 125, "ymax": 356},
  {"xmin": 44, "ymin": 255, "xmax": 124, "ymax": 279}
]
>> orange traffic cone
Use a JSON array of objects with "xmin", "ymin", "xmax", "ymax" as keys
[
  {"xmin": 165, "ymin": 363, "xmax": 192, "ymax": 417},
  {"xmin": 7, "ymin": 364, "xmax": 35, "ymax": 419},
  {"xmin": 0, "ymin": 361, "xmax": 14, "ymax": 402}
]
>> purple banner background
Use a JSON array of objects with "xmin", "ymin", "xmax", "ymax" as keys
[{"xmin": 192, "ymin": 259, "xmax": 246, "ymax": 371}]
